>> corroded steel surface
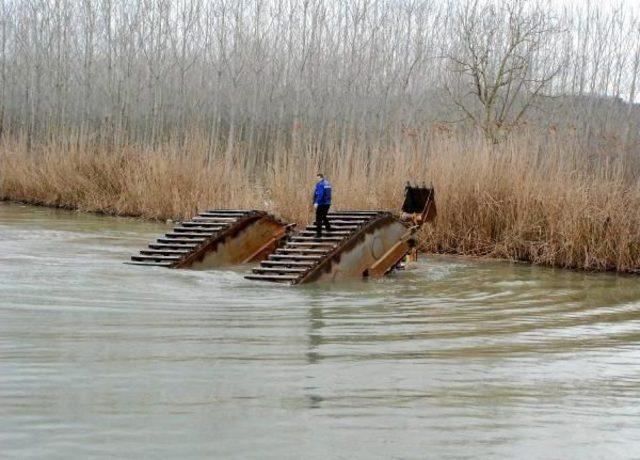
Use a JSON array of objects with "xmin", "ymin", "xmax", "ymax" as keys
[
  {"xmin": 246, "ymin": 186, "xmax": 437, "ymax": 285},
  {"xmin": 128, "ymin": 185, "xmax": 436, "ymax": 284},
  {"xmin": 127, "ymin": 210, "xmax": 292, "ymax": 268},
  {"xmin": 246, "ymin": 212, "xmax": 413, "ymax": 284},
  {"xmin": 366, "ymin": 238, "xmax": 413, "ymax": 278},
  {"xmin": 298, "ymin": 217, "xmax": 408, "ymax": 284},
  {"xmin": 185, "ymin": 217, "xmax": 289, "ymax": 269}
]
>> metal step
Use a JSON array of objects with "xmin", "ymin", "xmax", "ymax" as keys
[
  {"xmin": 181, "ymin": 222, "xmax": 227, "ymax": 228},
  {"xmin": 149, "ymin": 242, "xmax": 199, "ymax": 249},
  {"xmin": 245, "ymin": 274, "xmax": 300, "ymax": 282},
  {"xmin": 197, "ymin": 214, "xmax": 240, "ymax": 220},
  {"xmin": 203, "ymin": 210, "xmax": 249, "ymax": 215},
  {"xmin": 287, "ymin": 241, "xmax": 336, "ymax": 247},
  {"xmin": 276, "ymin": 248, "xmax": 328, "ymax": 254},
  {"xmin": 157, "ymin": 237, "xmax": 206, "ymax": 244},
  {"xmin": 125, "ymin": 260, "xmax": 173, "ymax": 267},
  {"xmin": 308, "ymin": 224, "xmax": 359, "ymax": 230},
  {"xmin": 191, "ymin": 217, "xmax": 234, "ymax": 223},
  {"xmin": 291, "ymin": 236, "xmax": 343, "ymax": 241},
  {"xmin": 329, "ymin": 211, "xmax": 383, "ymax": 215},
  {"xmin": 165, "ymin": 232, "xmax": 213, "ymax": 238},
  {"xmin": 327, "ymin": 214, "xmax": 380, "ymax": 219},
  {"xmin": 252, "ymin": 267, "xmax": 308, "ymax": 274},
  {"xmin": 140, "ymin": 249, "xmax": 191, "ymax": 255},
  {"xmin": 261, "ymin": 260, "xmax": 317, "ymax": 267},
  {"xmin": 131, "ymin": 254, "xmax": 182, "ymax": 262},
  {"xmin": 172, "ymin": 227, "xmax": 219, "ymax": 234},
  {"xmin": 326, "ymin": 219, "xmax": 367, "ymax": 225},
  {"xmin": 299, "ymin": 230, "xmax": 351, "ymax": 236},
  {"xmin": 269, "ymin": 254, "xmax": 323, "ymax": 260}
]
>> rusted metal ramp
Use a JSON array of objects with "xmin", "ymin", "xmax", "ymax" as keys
[
  {"xmin": 245, "ymin": 185, "xmax": 436, "ymax": 285},
  {"xmin": 245, "ymin": 211, "xmax": 415, "ymax": 284},
  {"xmin": 127, "ymin": 210, "xmax": 293, "ymax": 268}
]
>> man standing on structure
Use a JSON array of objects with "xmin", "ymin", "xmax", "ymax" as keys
[{"xmin": 313, "ymin": 173, "xmax": 332, "ymax": 238}]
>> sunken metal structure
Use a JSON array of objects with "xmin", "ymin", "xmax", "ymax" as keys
[
  {"xmin": 127, "ymin": 210, "xmax": 294, "ymax": 268},
  {"xmin": 245, "ymin": 185, "xmax": 436, "ymax": 284}
]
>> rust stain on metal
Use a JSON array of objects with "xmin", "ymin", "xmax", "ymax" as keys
[
  {"xmin": 246, "ymin": 185, "xmax": 438, "ymax": 285},
  {"xmin": 127, "ymin": 210, "xmax": 293, "ymax": 269},
  {"xmin": 176, "ymin": 213, "xmax": 260, "ymax": 268},
  {"xmin": 130, "ymin": 185, "xmax": 437, "ymax": 285},
  {"xmin": 298, "ymin": 214, "xmax": 403, "ymax": 284},
  {"xmin": 366, "ymin": 239, "xmax": 412, "ymax": 277}
]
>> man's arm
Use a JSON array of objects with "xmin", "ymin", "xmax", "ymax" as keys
[{"xmin": 313, "ymin": 182, "xmax": 323, "ymax": 208}]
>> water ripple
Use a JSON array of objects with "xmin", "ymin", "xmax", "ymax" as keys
[{"xmin": 2, "ymin": 202, "xmax": 640, "ymax": 459}]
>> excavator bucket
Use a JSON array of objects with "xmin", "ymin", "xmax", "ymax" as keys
[
  {"xmin": 401, "ymin": 184, "xmax": 437, "ymax": 224},
  {"xmin": 246, "ymin": 184, "xmax": 437, "ymax": 285},
  {"xmin": 126, "ymin": 210, "xmax": 294, "ymax": 268}
]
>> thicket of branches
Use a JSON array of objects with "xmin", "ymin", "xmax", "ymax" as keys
[{"xmin": 1, "ymin": 0, "xmax": 639, "ymax": 158}]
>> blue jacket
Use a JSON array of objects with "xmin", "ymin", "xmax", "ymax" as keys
[{"xmin": 313, "ymin": 179, "xmax": 332, "ymax": 206}]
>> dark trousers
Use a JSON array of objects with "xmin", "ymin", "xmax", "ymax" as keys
[{"xmin": 315, "ymin": 204, "xmax": 332, "ymax": 237}]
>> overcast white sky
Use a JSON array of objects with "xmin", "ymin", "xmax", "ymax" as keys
[{"xmin": 548, "ymin": 0, "xmax": 640, "ymax": 12}]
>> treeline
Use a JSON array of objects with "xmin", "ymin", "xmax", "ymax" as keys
[{"xmin": 1, "ymin": 0, "xmax": 639, "ymax": 158}]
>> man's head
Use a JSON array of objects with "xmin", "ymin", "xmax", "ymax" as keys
[{"xmin": 316, "ymin": 173, "xmax": 324, "ymax": 182}]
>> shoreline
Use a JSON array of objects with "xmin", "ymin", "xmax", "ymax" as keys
[
  {"xmin": 0, "ymin": 197, "xmax": 173, "ymax": 222},
  {"xmin": 3, "ymin": 198, "xmax": 638, "ymax": 276}
]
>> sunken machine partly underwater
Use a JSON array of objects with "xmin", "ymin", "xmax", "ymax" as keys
[{"xmin": 127, "ymin": 185, "xmax": 436, "ymax": 285}]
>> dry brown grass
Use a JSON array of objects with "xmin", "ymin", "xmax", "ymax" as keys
[{"xmin": 1, "ymin": 132, "xmax": 639, "ymax": 272}]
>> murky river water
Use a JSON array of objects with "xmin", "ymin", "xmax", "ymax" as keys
[{"xmin": 1, "ymin": 202, "xmax": 640, "ymax": 459}]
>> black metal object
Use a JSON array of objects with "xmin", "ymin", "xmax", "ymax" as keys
[{"xmin": 402, "ymin": 183, "xmax": 435, "ymax": 214}]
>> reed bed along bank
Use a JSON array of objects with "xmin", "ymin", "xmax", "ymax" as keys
[{"xmin": 1, "ymin": 133, "xmax": 639, "ymax": 273}]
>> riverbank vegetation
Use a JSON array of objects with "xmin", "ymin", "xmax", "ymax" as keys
[
  {"xmin": 3, "ymin": 130, "xmax": 639, "ymax": 272},
  {"xmin": 1, "ymin": 0, "xmax": 639, "ymax": 272}
]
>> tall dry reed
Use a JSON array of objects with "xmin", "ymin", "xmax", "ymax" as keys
[{"xmin": 1, "ymin": 132, "xmax": 639, "ymax": 273}]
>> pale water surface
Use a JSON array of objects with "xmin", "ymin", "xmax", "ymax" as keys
[{"xmin": 1, "ymin": 202, "xmax": 640, "ymax": 459}]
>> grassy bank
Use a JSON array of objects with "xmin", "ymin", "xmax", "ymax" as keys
[{"xmin": 1, "ymin": 133, "xmax": 639, "ymax": 273}]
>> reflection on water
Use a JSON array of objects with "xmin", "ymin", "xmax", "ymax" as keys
[{"xmin": 1, "ymin": 202, "xmax": 640, "ymax": 458}]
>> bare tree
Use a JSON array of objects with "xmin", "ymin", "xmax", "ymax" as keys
[{"xmin": 445, "ymin": 0, "xmax": 564, "ymax": 143}]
